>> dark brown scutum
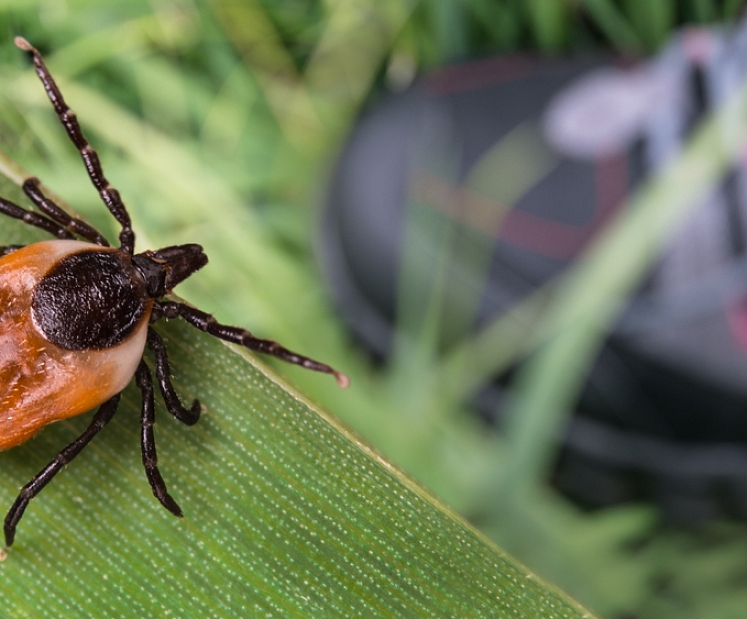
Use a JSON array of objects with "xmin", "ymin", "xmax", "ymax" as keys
[{"xmin": 31, "ymin": 250, "xmax": 148, "ymax": 350}]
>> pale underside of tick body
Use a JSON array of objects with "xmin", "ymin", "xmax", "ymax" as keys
[{"xmin": 0, "ymin": 37, "xmax": 349, "ymax": 548}]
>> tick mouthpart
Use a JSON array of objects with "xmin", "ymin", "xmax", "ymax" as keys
[{"xmin": 132, "ymin": 245, "xmax": 208, "ymax": 299}]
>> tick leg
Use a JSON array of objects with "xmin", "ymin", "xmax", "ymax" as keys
[
  {"xmin": 135, "ymin": 360, "xmax": 183, "ymax": 518},
  {"xmin": 147, "ymin": 328, "xmax": 201, "ymax": 426},
  {"xmin": 22, "ymin": 177, "xmax": 109, "ymax": 246},
  {"xmin": 0, "ymin": 245, "xmax": 25, "ymax": 257},
  {"xmin": 14, "ymin": 37, "xmax": 135, "ymax": 254},
  {"xmin": 0, "ymin": 195, "xmax": 75, "ymax": 240},
  {"xmin": 155, "ymin": 301, "xmax": 350, "ymax": 388},
  {"xmin": 3, "ymin": 393, "xmax": 121, "ymax": 547}
]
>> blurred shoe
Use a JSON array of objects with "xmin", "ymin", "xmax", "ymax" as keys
[{"xmin": 321, "ymin": 23, "xmax": 747, "ymax": 524}]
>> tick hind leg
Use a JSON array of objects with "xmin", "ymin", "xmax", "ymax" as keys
[
  {"xmin": 3, "ymin": 393, "xmax": 121, "ymax": 547},
  {"xmin": 0, "ymin": 195, "xmax": 77, "ymax": 241},
  {"xmin": 14, "ymin": 37, "xmax": 135, "ymax": 254},
  {"xmin": 154, "ymin": 301, "xmax": 350, "ymax": 388},
  {"xmin": 147, "ymin": 328, "xmax": 201, "ymax": 426},
  {"xmin": 22, "ymin": 177, "xmax": 110, "ymax": 246},
  {"xmin": 0, "ymin": 245, "xmax": 25, "ymax": 257},
  {"xmin": 135, "ymin": 360, "xmax": 183, "ymax": 518}
]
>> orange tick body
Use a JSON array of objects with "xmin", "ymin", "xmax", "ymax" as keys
[
  {"xmin": 0, "ymin": 37, "xmax": 348, "ymax": 549},
  {"xmin": 0, "ymin": 240, "xmax": 151, "ymax": 450}
]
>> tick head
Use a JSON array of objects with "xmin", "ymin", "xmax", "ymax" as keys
[{"xmin": 131, "ymin": 244, "xmax": 208, "ymax": 299}]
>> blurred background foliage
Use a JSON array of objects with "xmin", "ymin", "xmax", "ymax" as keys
[{"xmin": 1, "ymin": 0, "xmax": 747, "ymax": 617}]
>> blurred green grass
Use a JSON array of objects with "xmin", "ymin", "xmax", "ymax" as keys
[{"xmin": 2, "ymin": 1, "xmax": 747, "ymax": 618}]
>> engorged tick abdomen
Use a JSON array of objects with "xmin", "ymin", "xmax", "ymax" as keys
[{"xmin": 0, "ymin": 240, "xmax": 153, "ymax": 450}]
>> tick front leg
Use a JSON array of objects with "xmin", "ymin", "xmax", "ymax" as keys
[
  {"xmin": 4, "ymin": 393, "xmax": 121, "ymax": 547},
  {"xmin": 135, "ymin": 360, "xmax": 183, "ymax": 518},
  {"xmin": 154, "ymin": 301, "xmax": 350, "ymax": 388},
  {"xmin": 15, "ymin": 37, "xmax": 135, "ymax": 254}
]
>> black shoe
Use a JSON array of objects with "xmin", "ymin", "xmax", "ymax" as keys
[{"xmin": 321, "ymin": 24, "xmax": 747, "ymax": 524}]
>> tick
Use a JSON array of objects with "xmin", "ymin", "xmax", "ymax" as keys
[{"xmin": 0, "ymin": 37, "xmax": 349, "ymax": 548}]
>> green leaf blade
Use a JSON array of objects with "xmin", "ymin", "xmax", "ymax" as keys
[{"xmin": 0, "ymin": 306, "xmax": 595, "ymax": 618}]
